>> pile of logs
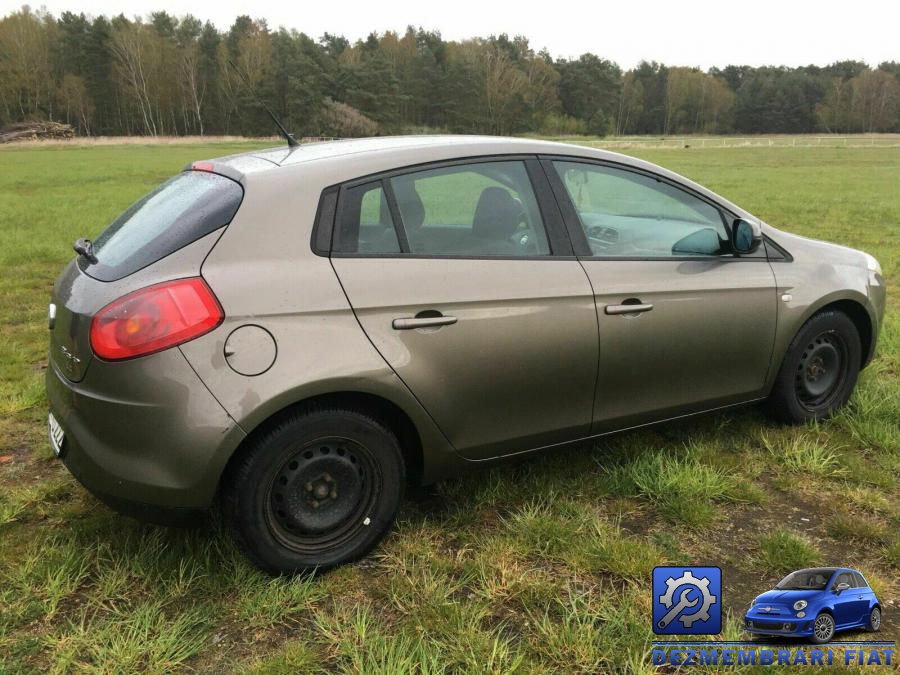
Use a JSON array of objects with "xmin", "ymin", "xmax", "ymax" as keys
[{"xmin": 0, "ymin": 121, "xmax": 75, "ymax": 143}]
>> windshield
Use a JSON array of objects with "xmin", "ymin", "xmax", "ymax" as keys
[
  {"xmin": 82, "ymin": 171, "xmax": 243, "ymax": 281},
  {"xmin": 774, "ymin": 568, "xmax": 836, "ymax": 591}
]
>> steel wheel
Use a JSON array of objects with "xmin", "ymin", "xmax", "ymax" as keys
[
  {"xmin": 222, "ymin": 407, "xmax": 405, "ymax": 574},
  {"xmin": 766, "ymin": 310, "xmax": 862, "ymax": 424},
  {"xmin": 265, "ymin": 436, "xmax": 380, "ymax": 554},
  {"xmin": 795, "ymin": 330, "xmax": 848, "ymax": 409},
  {"xmin": 812, "ymin": 613, "xmax": 835, "ymax": 643}
]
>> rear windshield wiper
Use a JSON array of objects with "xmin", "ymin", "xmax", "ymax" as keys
[{"xmin": 73, "ymin": 238, "xmax": 98, "ymax": 264}]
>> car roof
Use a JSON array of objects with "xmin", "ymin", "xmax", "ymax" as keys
[
  {"xmin": 209, "ymin": 135, "xmax": 631, "ymax": 171},
  {"xmin": 197, "ymin": 135, "xmax": 756, "ymax": 222}
]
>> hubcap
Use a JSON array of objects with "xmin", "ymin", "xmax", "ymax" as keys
[
  {"xmin": 266, "ymin": 438, "xmax": 377, "ymax": 551},
  {"xmin": 872, "ymin": 609, "xmax": 880, "ymax": 629},
  {"xmin": 796, "ymin": 332, "xmax": 846, "ymax": 407},
  {"xmin": 814, "ymin": 615, "xmax": 834, "ymax": 641}
]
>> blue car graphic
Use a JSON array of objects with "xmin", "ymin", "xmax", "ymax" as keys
[{"xmin": 745, "ymin": 567, "xmax": 882, "ymax": 644}]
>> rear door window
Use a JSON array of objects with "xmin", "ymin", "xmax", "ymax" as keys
[
  {"xmin": 82, "ymin": 170, "xmax": 243, "ymax": 281},
  {"xmin": 389, "ymin": 161, "xmax": 551, "ymax": 257}
]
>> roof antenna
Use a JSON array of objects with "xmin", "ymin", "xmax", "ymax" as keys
[{"xmin": 228, "ymin": 59, "xmax": 299, "ymax": 147}]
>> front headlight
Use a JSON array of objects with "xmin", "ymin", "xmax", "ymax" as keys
[
  {"xmin": 864, "ymin": 252, "xmax": 882, "ymax": 276},
  {"xmin": 793, "ymin": 600, "xmax": 807, "ymax": 611},
  {"xmin": 751, "ymin": 598, "xmax": 757, "ymax": 607}
]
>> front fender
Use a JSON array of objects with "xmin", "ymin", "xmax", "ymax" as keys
[{"xmin": 766, "ymin": 283, "xmax": 878, "ymax": 392}]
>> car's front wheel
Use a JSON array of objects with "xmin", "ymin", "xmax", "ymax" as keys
[
  {"xmin": 866, "ymin": 607, "xmax": 882, "ymax": 632},
  {"xmin": 222, "ymin": 407, "xmax": 405, "ymax": 574},
  {"xmin": 810, "ymin": 612, "xmax": 836, "ymax": 644},
  {"xmin": 766, "ymin": 310, "xmax": 861, "ymax": 424}
]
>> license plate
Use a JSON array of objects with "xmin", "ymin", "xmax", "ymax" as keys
[{"xmin": 48, "ymin": 412, "xmax": 65, "ymax": 458}]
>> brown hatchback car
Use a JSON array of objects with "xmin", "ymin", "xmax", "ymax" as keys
[{"xmin": 46, "ymin": 136, "xmax": 885, "ymax": 572}]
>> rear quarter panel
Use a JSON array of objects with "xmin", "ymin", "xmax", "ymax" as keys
[{"xmin": 179, "ymin": 169, "xmax": 463, "ymax": 484}]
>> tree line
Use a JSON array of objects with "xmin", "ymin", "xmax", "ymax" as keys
[{"xmin": 2, "ymin": 6, "xmax": 899, "ymax": 138}]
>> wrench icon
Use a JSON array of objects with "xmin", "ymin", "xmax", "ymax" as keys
[{"xmin": 657, "ymin": 588, "xmax": 698, "ymax": 629}]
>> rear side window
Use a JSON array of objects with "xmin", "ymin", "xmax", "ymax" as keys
[
  {"xmin": 333, "ymin": 182, "xmax": 401, "ymax": 254},
  {"xmin": 82, "ymin": 171, "xmax": 243, "ymax": 281}
]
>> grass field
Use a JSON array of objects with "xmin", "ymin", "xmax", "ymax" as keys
[{"xmin": 0, "ymin": 139, "xmax": 898, "ymax": 673}]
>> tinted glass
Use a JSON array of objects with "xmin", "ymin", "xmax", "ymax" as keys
[
  {"xmin": 334, "ymin": 182, "xmax": 400, "ymax": 254},
  {"xmin": 553, "ymin": 161, "xmax": 728, "ymax": 258},
  {"xmin": 853, "ymin": 572, "xmax": 867, "ymax": 588},
  {"xmin": 84, "ymin": 171, "xmax": 243, "ymax": 281},
  {"xmin": 774, "ymin": 568, "xmax": 837, "ymax": 590},
  {"xmin": 389, "ymin": 161, "xmax": 550, "ymax": 257}
]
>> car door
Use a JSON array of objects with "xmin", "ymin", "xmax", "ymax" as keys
[
  {"xmin": 543, "ymin": 158, "xmax": 778, "ymax": 432},
  {"xmin": 847, "ymin": 572, "xmax": 876, "ymax": 626},
  {"xmin": 329, "ymin": 158, "xmax": 599, "ymax": 459},
  {"xmin": 830, "ymin": 571, "xmax": 865, "ymax": 628}
]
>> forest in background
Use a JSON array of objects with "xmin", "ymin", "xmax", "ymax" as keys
[{"xmin": 2, "ymin": 6, "xmax": 900, "ymax": 139}]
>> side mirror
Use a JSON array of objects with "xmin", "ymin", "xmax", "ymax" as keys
[
  {"xmin": 731, "ymin": 219, "xmax": 762, "ymax": 254},
  {"xmin": 835, "ymin": 582, "xmax": 850, "ymax": 595}
]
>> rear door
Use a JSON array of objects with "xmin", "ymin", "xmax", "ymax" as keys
[
  {"xmin": 543, "ymin": 158, "xmax": 778, "ymax": 432},
  {"xmin": 329, "ymin": 158, "xmax": 598, "ymax": 459}
]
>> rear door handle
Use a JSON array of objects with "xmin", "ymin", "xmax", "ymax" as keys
[
  {"xmin": 605, "ymin": 302, "xmax": 654, "ymax": 315},
  {"xmin": 392, "ymin": 315, "xmax": 458, "ymax": 330}
]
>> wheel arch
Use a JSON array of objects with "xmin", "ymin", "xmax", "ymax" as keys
[
  {"xmin": 798, "ymin": 294, "xmax": 876, "ymax": 368},
  {"xmin": 220, "ymin": 391, "xmax": 427, "ymax": 497},
  {"xmin": 820, "ymin": 299, "xmax": 875, "ymax": 368}
]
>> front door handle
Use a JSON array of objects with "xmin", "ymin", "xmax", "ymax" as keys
[
  {"xmin": 605, "ymin": 302, "xmax": 654, "ymax": 315},
  {"xmin": 392, "ymin": 315, "xmax": 458, "ymax": 330}
]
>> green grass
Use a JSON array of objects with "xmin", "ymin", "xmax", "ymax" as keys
[
  {"xmin": 602, "ymin": 440, "xmax": 753, "ymax": 527},
  {"xmin": 756, "ymin": 530, "xmax": 823, "ymax": 574},
  {"xmin": 0, "ymin": 139, "xmax": 898, "ymax": 672}
]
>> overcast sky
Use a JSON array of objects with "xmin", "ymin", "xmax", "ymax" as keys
[{"xmin": 7, "ymin": 0, "xmax": 899, "ymax": 69}]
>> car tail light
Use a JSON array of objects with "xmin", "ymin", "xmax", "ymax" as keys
[{"xmin": 91, "ymin": 277, "xmax": 223, "ymax": 360}]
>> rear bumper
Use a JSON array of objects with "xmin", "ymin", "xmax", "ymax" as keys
[{"xmin": 46, "ymin": 347, "xmax": 246, "ymax": 515}]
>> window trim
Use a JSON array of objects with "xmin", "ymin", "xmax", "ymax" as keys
[
  {"xmin": 538, "ymin": 155, "xmax": 777, "ymax": 263},
  {"xmin": 313, "ymin": 154, "xmax": 575, "ymax": 260}
]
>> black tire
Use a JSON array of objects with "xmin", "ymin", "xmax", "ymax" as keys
[
  {"xmin": 866, "ymin": 606, "xmax": 881, "ymax": 632},
  {"xmin": 222, "ymin": 407, "xmax": 405, "ymax": 574},
  {"xmin": 809, "ymin": 612, "xmax": 836, "ymax": 644},
  {"xmin": 766, "ymin": 310, "xmax": 861, "ymax": 424}
]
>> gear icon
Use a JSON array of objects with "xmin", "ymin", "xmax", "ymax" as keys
[{"xmin": 659, "ymin": 570, "xmax": 717, "ymax": 628}]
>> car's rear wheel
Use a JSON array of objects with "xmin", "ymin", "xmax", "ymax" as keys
[
  {"xmin": 222, "ymin": 407, "xmax": 405, "ymax": 574},
  {"xmin": 810, "ymin": 612, "xmax": 835, "ymax": 644},
  {"xmin": 866, "ymin": 607, "xmax": 881, "ymax": 632},
  {"xmin": 766, "ymin": 310, "xmax": 861, "ymax": 424}
]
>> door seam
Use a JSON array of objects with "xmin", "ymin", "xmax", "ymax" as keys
[
  {"xmin": 575, "ymin": 258, "xmax": 603, "ymax": 434},
  {"xmin": 326, "ymin": 257, "xmax": 458, "ymax": 451}
]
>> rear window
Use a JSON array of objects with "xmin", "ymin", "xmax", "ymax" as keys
[{"xmin": 81, "ymin": 171, "xmax": 243, "ymax": 281}]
